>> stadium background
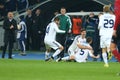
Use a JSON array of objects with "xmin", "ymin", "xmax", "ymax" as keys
[
  {"xmin": 0, "ymin": 1, "xmax": 120, "ymax": 80},
  {"xmin": 0, "ymin": 0, "xmax": 114, "ymax": 50}
]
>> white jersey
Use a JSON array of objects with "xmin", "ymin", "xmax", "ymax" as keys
[
  {"xmin": 44, "ymin": 22, "xmax": 65, "ymax": 41},
  {"xmin": 74, "ymin": 43, "xmax": 92, "ymax": 63},
  {"xmin": 68, "ymin": 35, "xmax": 86, "ymax": 55},
  {"xmin": 17, "ymin": 21, "xmax": 27, "ymax": 39},
  {"xmin": 98, "ymin": 13, "xmax": 115, "ymax": 37}
]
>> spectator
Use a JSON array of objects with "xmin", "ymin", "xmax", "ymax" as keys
[
  {"xmin": 17, "ymin": 0, "xmax": 29, "ymax": 11},
  {"xmin": 25, "ymin": 9, "xmax": 33, "ymax": 50},
  {"xmin": 87, "ymin": 12, "xmax": 96, "ymax": 27},
  {"xmin": 2, "ymin": 12, "xmax": 17, "ymax": 59},
  {"xmin": 52, "ymin": 7, "xmax": 72, "ymax": 58},
  {"xmin": 71, "ymin": 16, "xmax": 82, "ymax": 36},
  {"xmin": 28, "ymin": 0, "xmax": 40, "ymax": 6},
  {"xmin": 5, "ymin": 0, "xmax": 17, "ymax": 12},
  {"xmin": 0, "ymin": 3, "xmax": 6, "ymax": 18},
  {"xmin": 32, "ymin": 9, "xmax": 44, "ymax": 50}
]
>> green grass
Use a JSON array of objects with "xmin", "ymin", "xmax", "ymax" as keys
[{"xmin": 0, "ymin": 59, "xmax": 120, "ymax": 80}]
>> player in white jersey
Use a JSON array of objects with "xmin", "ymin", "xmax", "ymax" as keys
[
  {"xmin": 56, "ymin": 37, "xmax": 99, "ymax": 63},
  {"xmin": 98, "ymin": 5, "xmax": 115, "ymax": 67},
  {"xmin": 44, "ymin": 17, "xmax": 65, "ymax": 61},
  {"xmin": 68, "ymin": 35, "xmax": 81, "ymax": 55},
  {"xmin": 68, "ymin": 29, "xmax": 88, "ymax": 56}
]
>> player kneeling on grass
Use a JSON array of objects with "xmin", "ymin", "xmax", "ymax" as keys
[
  {"xmin": 44, "ymin": 17, "xmax": 65, "ymax": 61},
  {"xmin": 56, "ymin": 37, "xmax": 99, "ymax": 63},
  {"xmin": 17, "ymin": 15, "xmax": 27, "ymax": 56}
]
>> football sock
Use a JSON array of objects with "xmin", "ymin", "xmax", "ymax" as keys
[
  {"xmin": 45, "ymin": 51, "xmax": 49, "ymax": 59},
  {"xmin": 102, "ymin": 52, "xmax": 108, "ymax": 64},
  {"xmin": 53, "ymin": 49, "xmax": 61, "ymax": 58},
  {"xmin": 61, "ymin": 56, "xmax": 70, "ymax": 61}
]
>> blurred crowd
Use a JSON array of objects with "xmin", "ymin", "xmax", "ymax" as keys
[{"xmin": 0, "ymin": 0, "xmax": 44, "ymax": 19}]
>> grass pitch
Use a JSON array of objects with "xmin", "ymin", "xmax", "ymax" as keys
[{"xmin": 0, "ymin": 59, "xmax": 120, "ymax": 80}]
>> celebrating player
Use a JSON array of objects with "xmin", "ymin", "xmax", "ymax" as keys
[
  {"xmin": 68, "ymin": 29, "xmax": 91, "ymax": 56},
  {"xmin": 98, "ymin": 5, "xmax": 115, "ymax": 67},
  {"xmin": 44, "ymin": 17, "xmax": 65, "ymax": 61},
  {"xmin": 56, "ymin": 37, "xmax": 99, "ymax": 63}
]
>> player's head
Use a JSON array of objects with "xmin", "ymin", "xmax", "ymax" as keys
[
  {"xmin": 86, "ymin": 37, "xmax": 92, "ymax": 44},
  {"xmin": 54, "ymin": 17, "xmax": 60, "ymax": 25},
  {"xmin": 103, "ymin": 5, "xmax": 111, "ymax": 13},
  {"xmin": 81, "ymin": 28, "xmax": 86, "ymax": 38},
  {"xmin": 60, "ymin": 7, "xmax": 66, "ymax": 15}
]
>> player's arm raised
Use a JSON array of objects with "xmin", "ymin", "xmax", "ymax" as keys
[{"xmin": 98, "ymin": 15, "xmax": 103, "ymax": 30}]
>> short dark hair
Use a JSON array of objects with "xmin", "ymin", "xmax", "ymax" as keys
[
  {"xmin": 81, "ymin": 28, "xmax": 86, "ymax": 32},
  {"xmin": 86, "ymin": 37, "xmax": 92, "ymax": 43},
  {"xmin": 54, "ymin": 17, "xmax": 59, "ymax": 21},
  {"xmin": 61, "ymin": 7, "xmax": 66, "ymax": 9}
]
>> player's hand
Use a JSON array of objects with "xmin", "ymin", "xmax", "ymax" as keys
[
  {"xmin": 96, "ymin": 54, "xmax": 100, "ymax": 58},
  {"xmin": 68, "ymin": 29, "xmax": 71, "ymax": 33}
]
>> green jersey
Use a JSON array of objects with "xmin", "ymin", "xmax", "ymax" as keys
[{"xmin": 53, "ymin": 14, "xmax": 72, "ymax": 32}]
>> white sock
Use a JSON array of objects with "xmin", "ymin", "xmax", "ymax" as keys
[
  {"xmin": 62, "ymin": 56, "xmax": 70, "ymax": 61},
  {"xmin": 45, "ymin": 52, "xmax": 50, "ymax": 59},
  {"xmin": 52, "ymin": 49, "xmax": 61, "ymax": 58},
  {"xmin": 102, "ymin": 53, "xmax": 108, "ymax": 64}
]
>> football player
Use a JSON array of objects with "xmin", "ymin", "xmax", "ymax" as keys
[
  {"xmin": 44, "ymin": 17, "xmax": 65, "ymax": 61},
  {"xmin": 98, "ymin": 5, "xmax": 115, "ymax": 67}
]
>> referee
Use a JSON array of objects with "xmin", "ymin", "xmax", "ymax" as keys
[{"xmin": 52, "ymin": 7, "xmax": 72, "ymax": 58}]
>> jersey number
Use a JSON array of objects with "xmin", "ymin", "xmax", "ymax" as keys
[
  {"xmin": 104, "ymin": 19, "xmax": 114, "ymax": 28},
  {"xmin": 79, "ymin": 49, "xmax": 84, "ymax": 55}
]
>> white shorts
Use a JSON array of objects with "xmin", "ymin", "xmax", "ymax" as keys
[
  {"xmin": 44, "ymin": 40, "xmax": 62, "ymax": 50},
  {"xmin": 68, "ymin": 49, "xmax": 75, "ymax": 56},
  {"xmin": 74, "ymin": 49, "xmax": 89, "ymax": 63},
  {"xmin": 100, "ymin": 36, "xmax": 112, "ymax": 48}
]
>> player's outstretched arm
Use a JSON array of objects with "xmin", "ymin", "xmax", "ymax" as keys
[{"xmin": 77, "ymin": 42, "xmax": 92, "ymax": 50}]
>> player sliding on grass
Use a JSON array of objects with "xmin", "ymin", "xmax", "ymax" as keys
[
  {"xmin": 56, "ymin": 30, "xmax": 99, "ymax": 63},
  {"xmin": 44, "ymin": 17, "xmax": 65, "ymax": 61},
  {"xmin": 98, "ymin": 5, "xmax": 115, "ymax": 67}
]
